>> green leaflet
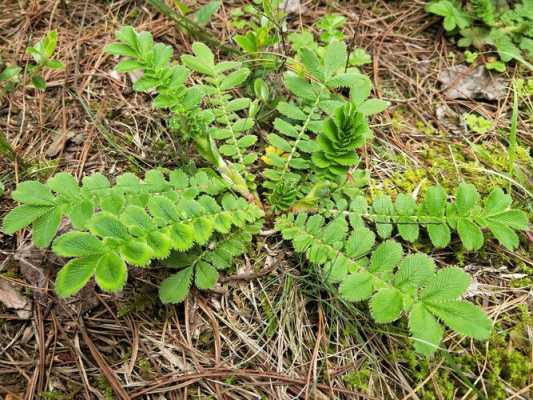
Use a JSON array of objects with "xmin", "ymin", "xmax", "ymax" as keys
[
  {"xmin": 159, "ymin": 266, "xmax": 194, "ymax": 304},
  {"xmin": 95, "ymin": 253, "xmax": 128, "ymax": 292},
  {"xmin": 55, "ymin": 256, "xmax": 100, "ymax": 298}
]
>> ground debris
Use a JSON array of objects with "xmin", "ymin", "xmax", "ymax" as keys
[
  {"xmin": 438, "ymin": 65, "xmax": 507, "ymax": 100},
  {"xmin": 0, "ymin": 279, "xmax": 32, "ymax": 319},
  {"xmin": 281, "ymin": 0, "xmax": 303, "ymax": 14}
]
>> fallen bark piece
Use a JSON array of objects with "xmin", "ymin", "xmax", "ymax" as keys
[{"xmin": 438, "ymin": 65, "xmax": 507, "ymax": 100}]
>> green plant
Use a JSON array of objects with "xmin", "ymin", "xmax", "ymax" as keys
[
  {"xmin": 3, "ymin": 26, "xmax": 530, "ymax": 357},
  {"xmin": 426, "ymin": 0, "xmax": 533, "ymax": 66},
  {"xmin": 0, "ymin": 31, "xmax": 63, "ymax": 97},
  {"xmin": 25, "ymin": 31, "xmax": 64, "ymax": 89},
  {"xmin": 276, "ymin": 216, "xmax": 492, "ymax": 355},
  {"xmin": 2, "ymin": 168, "xmax": 263, "ymax": 300},
  {"xmin": 0, "ymin": 63, "xmax": 21, "ymax": 96},
  {"xmin": 464, "ymin": 113, "xmax": 492, "ymax": 133}
]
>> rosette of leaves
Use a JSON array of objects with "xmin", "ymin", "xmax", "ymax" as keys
[
  {"xmin": 2, "ymin": 169, "xmax": 263, "ymax": 301},
  {"xmin": 312, "ymin": 103, "xmax": 370, "ymax": 179},
  {"xmin": 276, "ymin": 214, "xmax": 492, "ymax": 355},
  {"xmin": 263, "ymin": 39, "xmax": 385, "ymax": 210}
]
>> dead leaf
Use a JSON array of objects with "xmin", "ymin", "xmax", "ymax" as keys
[
  {"xmin": 438, "ymin": 65, "xmax": 507, "ymax": 100},
  {"xmin": 0, "ymin": 279, "xmax": 32, "ymax": 319},
  {"xmin": 46, "ymin": 130, "xmax": 75, "ymax": 158}
]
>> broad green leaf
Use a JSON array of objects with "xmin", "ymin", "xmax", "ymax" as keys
[
  {"xmin": 393, "ymin": 253, "xmax": 436, "ymax": 290},
  {"xmin": 427, "ymin": 223, "xmax": 451, "ymax": 248},
  {"xmin": 220, "ymin": 68, "xmax": 250, "ymax": 90},
  {"xmin": 100, "ymin": 193, "xmax": 125, "ymax": 215},
  {"xmin": 426, "ymin": 300, "xmax": 491, "ymax": 340},
  {"xmin": 357, "ymin": 99, "xmax": 390, "ymax": 116},
  {"xmin": 67, "ymin": 199, "xmax": 94, "ymax": 229},
  {"xmin": 53, "ymin": 232, "xmax": 105, "ymax": 257},
  {"xmin": 120, "ymin": 240, "xmax": 152, "ymax": 266},
  {"xmin": 115, "ymin": 59, "xmax": 144, "ymax": 73},
  {"xmin": 191, "ymin": 217, "xmax": 214, "ymax": 245},
  {"xmin": 146, "ymin": 231, "xmax": 172, "ymax": 259},
  {"xmin": 455, "ymin": 183, "xmax": 480, "ymax": 215},
  {"xmin": 483, "ymin": 188, "xmax": 511, "ymax": 215},
  {"xmin": 299, "ymin": 48, "xmax": 324, "ymax": 81},
  {"xmin": 370, "ymin": 288, "xmax": 403, "ymax": 323},
  {"xmin": 82, "ymin": 173, "xmax": 110, "ymax": 194},
  {"xmin": 195, "ymin": 261, "xmax": 219, "ymax": 289},
  {"xmin": 322, "ymin": 256, "xmax": 350, "ymax": 283},
  {"xmin": 344, "ymin": 227, "xmax": 375, "ymax": 258},
  {"xmin": 192, "ymin": 41, "xmax": 215, "ymax": 66},
  {"xmin": 120, "ymin": 205, "xmax": 151, "ymax": 230},
  {"xmin": 226, "ymin": 98, "xmax": 250, "ymax": 112},
  {"xmin": 194, "ymin": 1, "xmax": 220, "ymax": 25},
  {"xmin": 369, "ymin": 240, "xmax": 403, "ymax": 273},
  {"xmin": 339, "ymin": 271, "xmax": 373, "ymax": 302},
  {"xmin": 395, "ymin": 194, "xmax": 419, "ymax": 242},
  {"xmin": 273, "ymin": 118, "xmax": 299, "ymax": 138},
  {"xmin": 276, "ymin": 102, "xmax": 306, "ymax": 120},
  {"xmin": 148, "ymin": 195, "xmax": 179, "ymax": 221},
  {"xmin": 284, "ymin": 72, "xmax": 317, "ymax": 100},
  {"xmin": 487, "ymin": 210, "xmax": 528, "ymax": 230},
  {"xmin": 12, "ymin": 181, "xmax": 55, "ymax": 206},
  {"xmin": 31, "ymin": 75, "xmax": 47, "ymax": 90},
  {"xmin": 169, "ymin": 223, "xmax": 195, "ymax": 251},
  {"xmin": 115, "ymin": 26, "xmax": 138, "ymax": 49},
  {"xmin": 422, "ymin": 186, "xmax": 447, "ymax": 217},
  {"xmin": 324, "ymin": 41, "xmax": 347, "ymax": 78},
  {"xmin": 95, "ymin": 252, "xmax": 127, "ymax": 292},
  {"xmin": 2, "ymin": 205, "xmax": 53, "ymax": 234},
  {"xmin": 32, "ymin": 207, "xmax": 62, "ymax": 248},
  {"xmin": 90, "ymin": 213, "xmax": 129, "ymax": 240},
  {"xmin": 159, "ymin": 266, "xmax": 194, "ymax": 303},
  {"xmin": 409, "ymin": 303, "xmax": 444, "ymax": 356},
  {"xmin": 457, "ymin": 218, "xmax": 484, "ymax": 250},
  {"xmin": 104, "ymin": 43, "xmax": 137, "ymax": 57},
  {"xmin": 372, "ymin": 195, "xmax": 394, "ymax": 238},
  {"xmin": 55, "ymin": 256, "xmax": 99, "ymax": 298},
  {"xmin": 420, "ymin": 267, "xmax": 471, "ymax": 302},
  {"xmin": 486, "ymin": 221, "xmax": 519, "ymax": 250},
  {"xmin": 47, "ymin": 173, "xmax": 80, "ymax": 198}
]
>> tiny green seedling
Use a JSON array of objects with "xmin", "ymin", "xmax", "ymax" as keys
[{"xmin": 26, "ymin": 31, "xmax": 64, "ymax": 90}]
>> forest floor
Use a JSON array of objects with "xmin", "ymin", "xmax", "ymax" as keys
[{"xmin": 0, "ymin": 1, "xmax": 531, "ymax": 399}]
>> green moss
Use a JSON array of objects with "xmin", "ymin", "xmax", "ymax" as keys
[
  {"xmin": 394, "ymin": 318, "xmax": 532, "ymax": 399},
  {"xmin": 342, "ymin": 366, "xmax": 371, "ymax": 392}
]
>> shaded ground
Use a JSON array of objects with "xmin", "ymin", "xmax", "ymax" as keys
[{"xmin": 0, "ymin": 1, "xmax": 531, "ymax": 399}]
